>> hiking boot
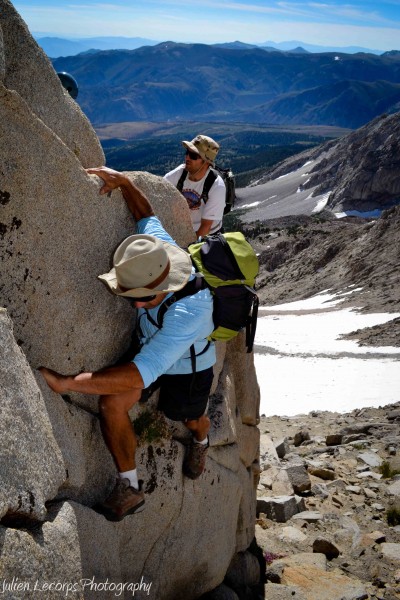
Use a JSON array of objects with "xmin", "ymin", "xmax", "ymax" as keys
[
  {"xmin": 182, "ymin": 437, "xmax": 209, "ymax": 480},
  {"xmin": 94, "ymin": 478, "xmax": 145, "ymax": 521}
]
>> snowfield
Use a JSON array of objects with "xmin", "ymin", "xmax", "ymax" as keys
[{"xmin": 255, "ymin": 291, "xmax": 400, "ymax": 416}]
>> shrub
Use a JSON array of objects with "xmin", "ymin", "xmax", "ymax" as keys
[
  {"xmin": 386, "ymin": 508, "xmax": 400, "ymax": 526},
  {"xmin": 378, "ymin": 461, "xmax": 400, "ymax": 479},
  {"xmin": 133, "ymin": 408, "xmax": 171, "ymax": 445}
]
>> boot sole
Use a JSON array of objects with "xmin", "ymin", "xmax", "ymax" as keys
[{"xmin": 94, "ymin": 500, "xmax": 145, "ymax": 522}]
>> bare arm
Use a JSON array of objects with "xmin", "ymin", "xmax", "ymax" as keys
[
  {"xmin": 86, "ymin": 166, "xmax": 155, "ymax": 222},
  {"xmin": 196, "ymin": 218, "xmax": 214, "ymax": 238},
  {"xmin": 39, "ymin": 363, "xmax": 144, "ymax": 395}
]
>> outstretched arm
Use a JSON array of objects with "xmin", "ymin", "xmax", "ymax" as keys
[
  {"xmin": 39, "ymin": 363, "xmax": 144, "ymax": 396},
  {"xmin": 86, "ymin": 166, "xmax": 155, "ymax": 222}
]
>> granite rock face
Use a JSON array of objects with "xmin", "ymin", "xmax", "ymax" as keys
[
  {"xmin": 309, "ymin": 113, "xmax": 400, "ymax": 212},
  {"xmin": 0, "ymin": 5, "xmax": 261, "ymax": 599},
  {"xmin": 0, "ymin": 310, "xmax": 65, "ymax": 522},
  {"xmin": 0, "ymin": 0, "xmax": 104, "ymax": 168},
  {"xmin": 0, "ymin": 77, "xmax": 195, "ymax": 413}
]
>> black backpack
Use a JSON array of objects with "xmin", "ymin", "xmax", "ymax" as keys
[{"xmin": 176, "ymin": 165, "xmax": 236, "ymax": 215}]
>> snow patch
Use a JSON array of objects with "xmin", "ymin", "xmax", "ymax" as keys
[
  {"xmin": 263, "ymin": 290, "xmax": 344, "ymax": 311},
  {"xmin": 312, "ymin": 192, "xmax": 331, "ymax": 213},
  {"xmin": 240, "ymin": 201, "xmax": 261, "ymax": 208},
  {"xmin": 334, "ymin": 199, "xmax": 400, "ymax": 219},
  {"xmin": 256, "ymin": 354, "xmax": 400, "ymax": 417},
  {"xmin": 255, "ymin": 291, "xmax": 400, "ymax": 416},
  {"xmin": 256, "ymin": 309, "xmax": 400, "ymax": 356}
]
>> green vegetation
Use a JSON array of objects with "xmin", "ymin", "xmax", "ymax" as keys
[
  {"xmin": 386, "ymin": 507, "xmax": 400, "ymax": 527},
  {"xmin": 378, "ymin": 461, "xmax": 400, "ymax": 479},
  {"xmin": 222, "ymin": 208, "xmax": 248, "ymax": 233},
  {"xmin": 286, "ymin": 224, "xmax": 303, "ymax": 236},
  {"xmin": 133, "ymin": 408, "xmax": 171, "ymax": 445},
  {"xmin": 100, "ymin": 122, "xmax": 343, "ymax": 186}
]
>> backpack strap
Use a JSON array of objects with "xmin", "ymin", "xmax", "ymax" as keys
[
  {"xmin": 201, "ymin": 170, "xmax": 217, "ymax": 205},
  {"xmin": 152, "ymin": 275, "xmax": 205, "ymax": 329},
  {"xmin": 143, "ymin": 275, "xmax": 208, "ymax": 372},
  {"xmin": 245, "ymin": 288, "xmax": 259, "ymax": 353},
  {"xmin": 176, "ymin": 168, "xmax": 187, "ymax": 193},
  {"xmin": 176, "ymin": 168, "xmax": 217, "ymax": 205}
]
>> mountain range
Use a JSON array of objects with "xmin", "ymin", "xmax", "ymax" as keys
[
  {"xmin": 35, "ymin": 35, "xmax": 158, "ymax": 57},
  {"xmin": 36, "ymin": 36, "xmax": 384, "ymax": 59},
  {"xmin": 52, "ymin": 42, "xmax": 400, "ymax": 129},
  {"xmin": 235, "ymin": 112, "xmax": 400, "ymax": 318}
]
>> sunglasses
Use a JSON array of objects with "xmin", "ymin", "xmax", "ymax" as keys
[
  {"xmin": 185, "ymin": 149, "xmax": 201, "ymax": 160},
  {"xmin": 132, "ymin": 294, "xmax": 156, "ymax": 303}
]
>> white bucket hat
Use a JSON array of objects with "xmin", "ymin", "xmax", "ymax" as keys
[{"xmin": 98, "ymin": 234, "xmax": 192, "ymax": 298}]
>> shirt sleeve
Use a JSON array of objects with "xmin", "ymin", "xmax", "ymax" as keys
[
  {"xmin": 136, "ymin": 215, "xmax": 177, "ymax": 246},
  {"xmin": 202, "ymin": 174, "xmax": 226, "ymax": 222}
]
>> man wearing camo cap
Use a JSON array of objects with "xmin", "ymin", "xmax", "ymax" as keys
[{"xmin": 164, "ymin": 134, "xmax": 226, "ymax": 238}]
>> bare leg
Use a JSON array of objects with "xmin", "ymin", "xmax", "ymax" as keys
[
  {"xmin": 182, "ymin": 414, "xmax": 210, "ymax": 479},
  {"xmin": 98, "ymin": 389, "xmax": 142, "ymax": 472},
  {"xmin": 184, "ymin": 414, "xmax": 210, "ymax": 442}
]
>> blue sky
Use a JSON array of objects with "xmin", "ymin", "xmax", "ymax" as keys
[{"xmin": 12, "ymin": 0, "xmax": 400, "ymax": 51}]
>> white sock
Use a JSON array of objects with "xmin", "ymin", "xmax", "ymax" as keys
[
  {"xmin": 194, "ymin": 436, "xmax": 209, "ymax": 446},
  {"xmin": 119, "ymin": 469, "xmax": 139, "ymax": 490}
]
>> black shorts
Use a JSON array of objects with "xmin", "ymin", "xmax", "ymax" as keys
[{"xmin": 141, "ymin": 367, "xmax": 214, "ymax": 422}]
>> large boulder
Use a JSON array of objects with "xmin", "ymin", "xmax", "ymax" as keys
[
  {"xmin": 0, "ymin": 310, "xmax": 65, "ymax": 522},
  {"xmin": 0, "ymin": 80, "xmax": 195, "ymax": 411},
  {"xmin": 0, "ymin": 0, "xmax": 104, "ymax": 168},
  {"xmin": 0, "ymin": 4, "xmax": 261, "ymax": 598}
]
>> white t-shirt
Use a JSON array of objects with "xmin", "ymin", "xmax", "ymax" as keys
[{"xmin": 164, "ymin": 164, "xmax": 226, "ymax": 234}]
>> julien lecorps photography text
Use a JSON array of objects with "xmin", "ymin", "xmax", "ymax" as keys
[{"xmin": 0, "ymin": 576, "xmax": 152, "ymax": 597}]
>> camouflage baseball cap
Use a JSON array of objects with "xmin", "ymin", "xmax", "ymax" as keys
[{"xmin": 182, "ymin": 134, "xmax": 220, "ymax": 165}]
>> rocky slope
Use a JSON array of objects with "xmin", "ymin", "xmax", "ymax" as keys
[
  {"xmin": 242, "ymin": 205, "xmax": 400, "ymax": 348},
  {"xmin": 251, "ymin": 112, "xmax": 400, "ymax": 215},
  {"xmin": 237, "ymin": 112, "xmax": 400, "ymax": 345},
  {"xmin": 229, "ymin": 110, "xmax": 400, "ymax": 600},
  {"xmin": 255, "ymin": 402, "xmax": 400, "ymax": 600}
]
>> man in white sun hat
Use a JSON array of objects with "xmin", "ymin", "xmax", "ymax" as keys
[
  {"xmin": 164, "ymin": 134, "xmax": 226, "ymax": 238},
  {"xmin": 39, "ymin": 166, "xmax": 215, "ymax": 522}
]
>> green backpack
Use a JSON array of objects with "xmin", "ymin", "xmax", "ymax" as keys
[{"xmin": 149, "ymin": 232, "xmax": 259, "ymax": 354}]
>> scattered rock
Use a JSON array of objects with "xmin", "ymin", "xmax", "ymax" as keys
[
  {"xmin": 275, "ymin": 438, "xmax": 290, "ymax": 459},
  {"xmin": 256, "ymin": 402, "xmax": 400, "ymax": 599},
  {"xmin": 308, "ymin": 465, "xmax": 336, "ymax": 480},
  {"xmin": 312, "ymin": 537, "xmax": 340, "ymax": 560},
  {"xmin": 294, "ymin": 429, "xmax": 310, "ymax": 447},
  {"xmin": 257, "ymin": 496, "xmax": 300, "ymax": 523},
  {"xmin": 326, "ymin": 433, "xmax": 343, "ymax": 446},
  {"xmin": 284, "ymin": 464, "xmax": 311, "ymax": 494}
]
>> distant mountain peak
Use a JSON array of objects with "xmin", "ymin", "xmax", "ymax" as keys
[{"xmin": 287, "ymin": 46, "xmax": 309, "ymax": 54}]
